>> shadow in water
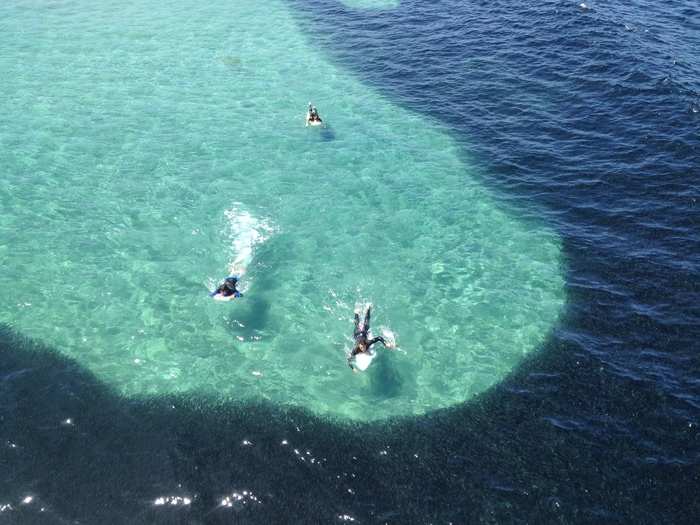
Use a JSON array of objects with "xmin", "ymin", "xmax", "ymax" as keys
[
  {"xmin": 369, "ymin": 351, "xmax": 402, "ymax": 399},
  {"xmin": 227, "ymin": 296, "xmax": 271, "ymax": 339},
  {"xmin": 3, "ymin": 1, "xmax": 699, "ymax": 521},
  {"xmin": 319, "ymin": 124, "xmax": 336, "ymax": 142},
  {"xmin": 1, "ymin": 304, "xmax": 696, "ymax": 524}
]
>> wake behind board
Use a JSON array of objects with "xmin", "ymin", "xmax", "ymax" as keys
[
  {"xmin": 210, "ymin": 206, "xmax": 273, "ymax": 301},
  {"xmin": 225, "ymin": 206, "xmax": 273, "ymax": 278}
]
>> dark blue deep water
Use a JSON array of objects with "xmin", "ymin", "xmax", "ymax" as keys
[{"xmin": 2, "ymin": 0, "xmax": 699, "ymax": 523}]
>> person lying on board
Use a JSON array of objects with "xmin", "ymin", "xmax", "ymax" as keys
[
  {"xmin": 306, "ymin": 103, "xmax": 323, "ymax": 126},
  {"xmin": 210, "ymin": 276, "xmax": 242, "ymax": 299},
  {"xmin": 348, "ymin": 305, "xmax": 387, "ymax": 371}
]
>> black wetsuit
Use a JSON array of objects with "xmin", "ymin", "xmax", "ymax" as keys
[
  {"xmin": 308, "ymin": 109, "xmax": 322, "ymax": 123},
  {"xmin": 349, "ymin": 306, "xmax": 386, "ymax": 368},
  {"xmin": 212, "ymin": 278, "xmax": 241, "ymax": 298},
  {"xmin": 216, "ymin": 285, "xmax": 236, "ymax": 297}
]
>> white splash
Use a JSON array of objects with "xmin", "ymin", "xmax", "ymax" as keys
[
  {"xmin": 222, "ymin": 204, "xmax": 274, "ymax": 286},
  {"xmin": 380, "ymin": 327, "xmax": 399, "ymax": 350}
]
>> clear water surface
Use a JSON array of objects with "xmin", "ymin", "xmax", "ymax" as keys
[{"xmin": 0, "ymin": 0, "xmax": 564, "ymax": 420}]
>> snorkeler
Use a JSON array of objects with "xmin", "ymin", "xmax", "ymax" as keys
[
  {"xmin": 306, "ymin": 102, "xmax": 323, "ymax": 126},
  {"xmin": 210, "ymin": 276, "xmax": 243, "ymax": 300},
  {"xmin": 348, "ymin": 305, "xmax": 387, "ymax": 371}
]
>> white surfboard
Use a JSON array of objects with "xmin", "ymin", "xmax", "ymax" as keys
[
  {"xmin": 353, "ymin": 351, "xmax": 376, "ymax": 372},
  {"xmin": 212, "ymin": 293, "xmax": 237, "ymax": 302}
]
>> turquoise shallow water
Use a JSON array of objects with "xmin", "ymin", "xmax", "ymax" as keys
[{"xmin": 0, "ymin": 0, "xmax": 564, "ymax": 421}]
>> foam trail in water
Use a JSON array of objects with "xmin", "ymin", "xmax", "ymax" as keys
[{"xmin": 224, "ymin": 205, "xmax": 274, "ymax": 283}]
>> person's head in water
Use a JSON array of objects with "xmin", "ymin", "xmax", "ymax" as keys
[{"xmin": 224, "ymin": 277, "xmax": 238, "ymax": 290}]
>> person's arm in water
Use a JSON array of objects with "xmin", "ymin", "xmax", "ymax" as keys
[
  {"xmin": 366, "ymin": 336, "xmax": 386, "ymax": 349},
  {"xmin": 348, "ymin": 342, "xmax": 361, "ymax": 371}
]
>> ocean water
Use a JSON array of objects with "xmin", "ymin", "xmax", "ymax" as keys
[
  {"xmin": 340, "ymin": 0, "xmax": 399, "ymax": 8},
  {"xmin": 0, "ymin": 0, "xmax": 563, "ymax": 421},
  {"xmin": 1, "ymin": 0, "xmax": 698, "ymax": 523}
]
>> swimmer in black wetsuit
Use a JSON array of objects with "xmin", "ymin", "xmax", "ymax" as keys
[
  {"xmin": 210, "ymin": 276, "xmax": 242, "ymax": 299},
  {"xmin": 348, "ymin": 305, "xmax": 386, "ymax": 371},
  {"xmin": 306, "ymin": 103, "xmax": 323, "ymax": 126}
]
